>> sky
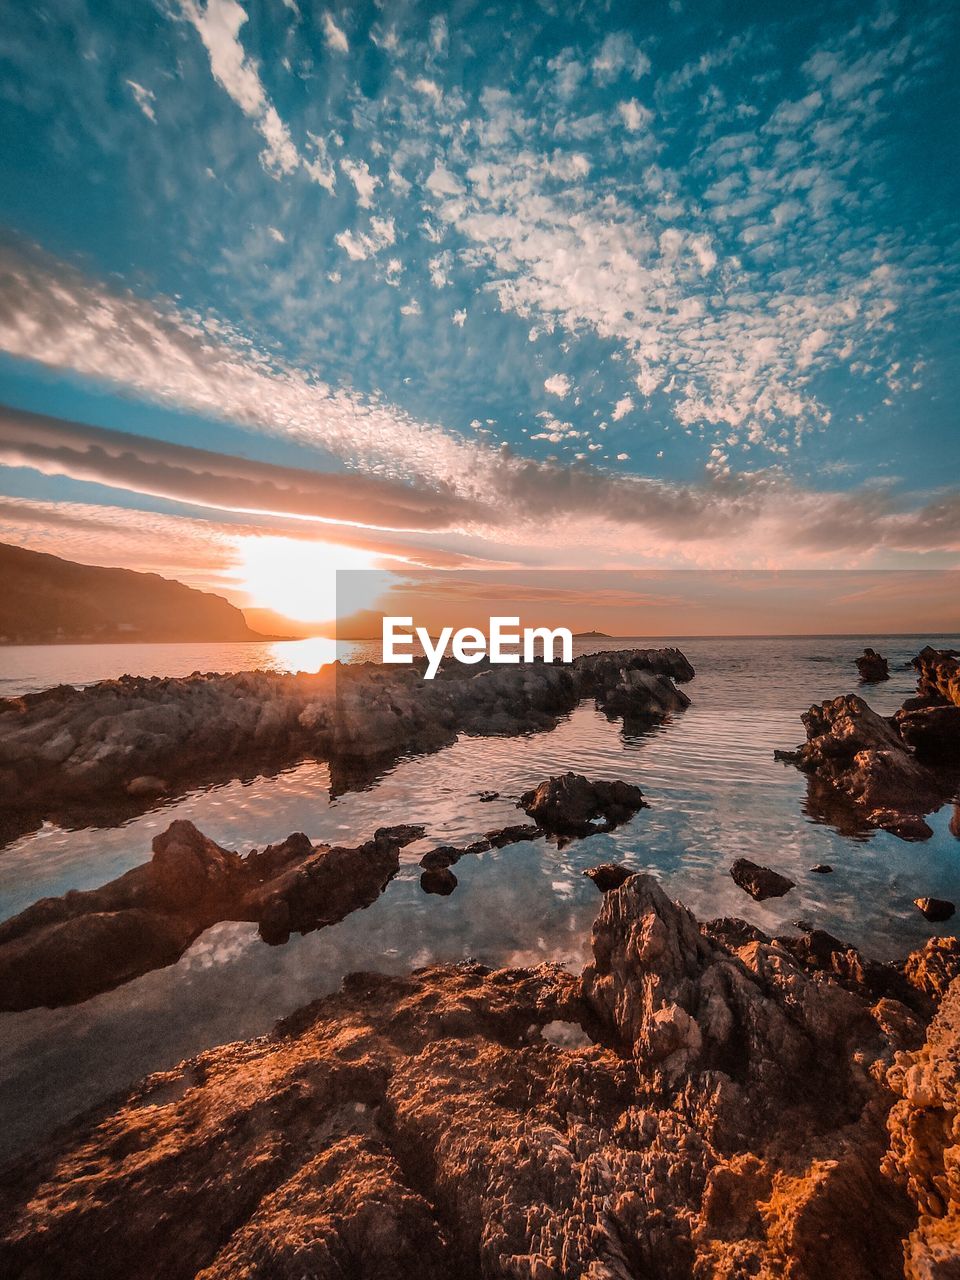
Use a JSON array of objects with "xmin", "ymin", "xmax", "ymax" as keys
[{"xmin": 0, "ymin": 0, "xmax": 957, "ymax": 628}]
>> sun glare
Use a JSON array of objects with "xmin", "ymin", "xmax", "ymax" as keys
[{"xmin": 235, "ymin": 536, "xmax": 383, "ymax": 624}]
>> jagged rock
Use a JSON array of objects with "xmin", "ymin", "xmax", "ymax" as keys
[
  {"xmin": 787, "ymin": 693, "xmax": 945, "ymax": 840},
  {"xmin": 478, "ymin": 790, "xmax": 499, "ymax": 802},
  {"xmin": 0, "ymin": 876, "xmax": 953, "ymax": 1279},
  {"xmin": 856, "ymin": 648, "xmax": 890, "ymax": 682},
  {"xmin": 913, "ymin": 646, "xmax": 960, "ymax": 709},
  {"xmin": 729, "ymin": 857, "xmax": 796, "ymax": 901},
  {"xmin": 915, "ymin": 898, "xmax": 957, "ymax": 924},
  {"xmin": 0, "ymin": 821, "xmax": 423, "ymax": 1009},
  {"xmin": 519, "ymin": 772, "xmax": 646, "ymax": 837},
  {"xmin": 810, "ymin": 863, "xmax": 833, "ymax": 873},
  {"xmin": 483, "ymin": 823, "xmax": 542, "ymax": 848},
  {"xmin": 904, "ymin": 938, "xmax": 960, "ymax": 1001},
  {"xmin": 420, "ymin": 868, "xmax": 457, "ymax": 896},
  {"xmin": 583, "ymin": 862, "xmax": 633, "ymax": 892},
  {"xmin": 885, "ymin": 978, "xmax": 960, "ymax": 1278},
  {"xmin": 0, "ymin": 647, "xmax": 695, "ymax": 820}
]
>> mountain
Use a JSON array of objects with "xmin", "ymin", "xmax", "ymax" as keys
[
  {"xmin": 0, "ymin": 542, "xmax": 278, "ymax": 644},
  {"xmin": 573, "ymin": 630, "xmax": 613, "ymax": 639}
]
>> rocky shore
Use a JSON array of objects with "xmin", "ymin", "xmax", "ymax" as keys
[
  {"xmin": 1, "ymin": 873, "xmax": 957, "ymax": 1279},
  {"xmin": 783, "ymin": 646, "xmax": 960, "ymax": 839},
  {"xmin": 0, "ymin": 648, "xmax": 694, "ymax": 841}
]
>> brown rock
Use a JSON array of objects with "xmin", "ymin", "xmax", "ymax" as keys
[
  {"xmin": 0, "ymin": 876, "xmax": 944, "ymax": 1280},
  {"xmin": 729, "ymin": 857, "xmax": 796, "ymax": 901},
  {"xmin": 856, "ymin": 648, "xmax": 890, "ymax": 682},
  {"xmin": 519, "ymin": 772, "xmax": 646, "ymax": 837},
  {"xmin": 915, "ymin": 898, "xmax": 957, "ymax": 924}
]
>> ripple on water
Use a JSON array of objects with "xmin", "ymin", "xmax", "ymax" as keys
[{"xmin": 0, "ymin": 634, "xmax": 957, "ymax": 1160}]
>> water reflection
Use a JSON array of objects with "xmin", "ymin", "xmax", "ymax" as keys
[{"xmin": 1, "ymin": 634, "xmax": 958, "ymax": 1162}]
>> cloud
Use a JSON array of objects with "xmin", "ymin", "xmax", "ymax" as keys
[
  {"xmin": 126, "ymin": 80, "xmax": 156, "ymax": 122},
  {"xmin": 544, "ymin": 373, "xmax": 572, "ymax": 398},
  {"xmin": 0, "ymin": 404, "xmax": 483, "ymax": 533},
  {"xmin": 334, "ymin": 216, "xmax": 395, "ymax": 259},
  {"xmin": 322, "ymin": 12, "xmax": 348, "ymax": 53},
  {"xmin": 1, "ymin": 226, "xmax": 958, "ymax": 573},
  {"xmin": 341, "ymin": 157, "xmax": 378, "ymax": 207},
  {"xmin": 612, "ymin": 396, "xmax": 634, "ymax": 421},
  {"xmin": 617, "ymin": 98, "xmax": 653, "ymax": 131},
  {"xmin": 180, "ymin": 0, "xmax": 299, "ymax": 176}
]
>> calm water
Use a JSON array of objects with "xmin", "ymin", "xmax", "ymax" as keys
[{"xmin": 0, "ymin": 634, "xmax": 958, "ymax": 1161}]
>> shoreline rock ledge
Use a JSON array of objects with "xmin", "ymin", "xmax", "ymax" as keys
[
  {"xmin": 0, "ymin": 648, "xmax": 694, "ymax": 829},
  {"xmin": 1, "ymin": 874, "xmax": 958, "ymax": 1278},
  {"xmin": 784, "ymin": 646, "xmax": 960, "ymax": 839}
]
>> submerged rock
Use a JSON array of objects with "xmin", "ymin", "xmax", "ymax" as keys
[
  {"xmin": 519, "ymin": 772, "xmax": 646, "ymax": 837},
  {"xmin": 856, "ymin": 648, "xmax": 890, "ymax": 682},
  {"xmin": 2, "ymin": 876, "xmax": 955, "ymax": 1278},
  {"xmin": 729, "ymin": 857, "xmax": 796, "ymax": 901},
  {"xmin": 0, "ymin": 820, "xmax": 423, "ymax": 1009},
  {"xmin": 809, "ymin": 863, "xmax": 833, "ymax": 873}
]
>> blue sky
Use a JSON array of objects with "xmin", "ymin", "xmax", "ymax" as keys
[{"xmin": 0, "ymin": 0, "xmax": 957, "ymax": 607}]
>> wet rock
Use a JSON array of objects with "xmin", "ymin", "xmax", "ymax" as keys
[
  {"xmin": 0, "ymin": 876, "xmax": 951, "ymax": 1280},
  {"xmin": 583, "ymin": 862, "xmax": 633, "ymax": 892},
  {"xmin": 419, "ymin": 868, "xmax": 457, "ymax": 896},
  {"xmin": 0, "ymin": 820, "xmax": 423, "ymax": 1009},
  {"xmin": 915, "ymin": 897, "xmax": 956, "ymax": 924},
  {"xmin": 483, "ymin": 823, "xmax": 542, "ymax": 848},
  {"xmin": 809, "ymin": 863, "xmax": 833, "ymax": 873},
  {"xmin": 729, "ymin": 857, "xmax": 796, "ymax": 901},
  {"xmin": 856, "ymin": 648, "xmax": 889, "ymax": 682},
  {"xmin": 0, "ymin": 647, "xmax": 696, "ymax": 820},
  {"xmin": 477, "ymin": 790, "xmax": 499, "ymax": 802},
  {"xmin": 418, "ymin": 845, "xmax": 462, "ymax": 871},
  {"xmin": 519, "ymin": 772, "xmax": 646, "ymax": 837},
  {"xmin": 787, "ymin": 693, "xmax": 945, "ymax": 840}
]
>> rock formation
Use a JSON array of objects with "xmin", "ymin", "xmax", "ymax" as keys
[
  {"xmin": 0, "ymin": 648, "xmax": 694, "ymax": 840},
  {"xmin": 518, "ymin": 772, "xmax": 647, "ymax": 837},
  {"xmin": 1, "ymin": 874, "xmax": 958, "ymax": 1279},
  {"xmin": 0, "ymin": 819, "xmax": 423, "ymax": 1010},
  {"xmin": 729, "ymin": 857, "xmax": 796, "ymax": 901},
  {"xmin": 857, "ymin": 648, "xmax": 890, "ymax": 682},
  {"xmin": 784, "ymin": 648, "xmax": 960, "ymax": 841}
]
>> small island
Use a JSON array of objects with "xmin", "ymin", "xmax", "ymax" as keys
[{"xmin": 573, "ymin": 629, "xmax": 613, "ymax": 639}]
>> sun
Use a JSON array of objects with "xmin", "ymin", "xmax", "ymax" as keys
[{"xmin": 234, "ymin": 536, "xmax": 386, "ymax": 624}]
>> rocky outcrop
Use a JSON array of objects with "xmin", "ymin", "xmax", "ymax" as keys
[
  {"xmin": 785, "ymin": 648, "xmax": 960, "ymax": 840},
  {"xmin": 0, "ymin": 820, "xmax": 422, "ymax": 1010},
  {"xmin": 0, "ymin": 648, "xmax": 694, "ymax": 835},
  {"xmin": 857, "ymin": 648, "xmax": 890, "ymax": 682},
  {"xmin": 886, "ymin": 978, "xmax": 960, "ymax": 1278},
  {"xmin": 2, "ymin": 874, "xmax": 957, "ymax": 1279},
  {"xmin": 729, "ymin": 857, "xmax": 796, "ymax": 901},
  {"xmin": 518, "ymin": 772, "xmax": 646, "ymax": 837}
]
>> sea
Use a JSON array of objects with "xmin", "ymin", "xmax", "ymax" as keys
[{"xmin": 0, "ymin": 633, "xmax": 957, "ymax": 1161}]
